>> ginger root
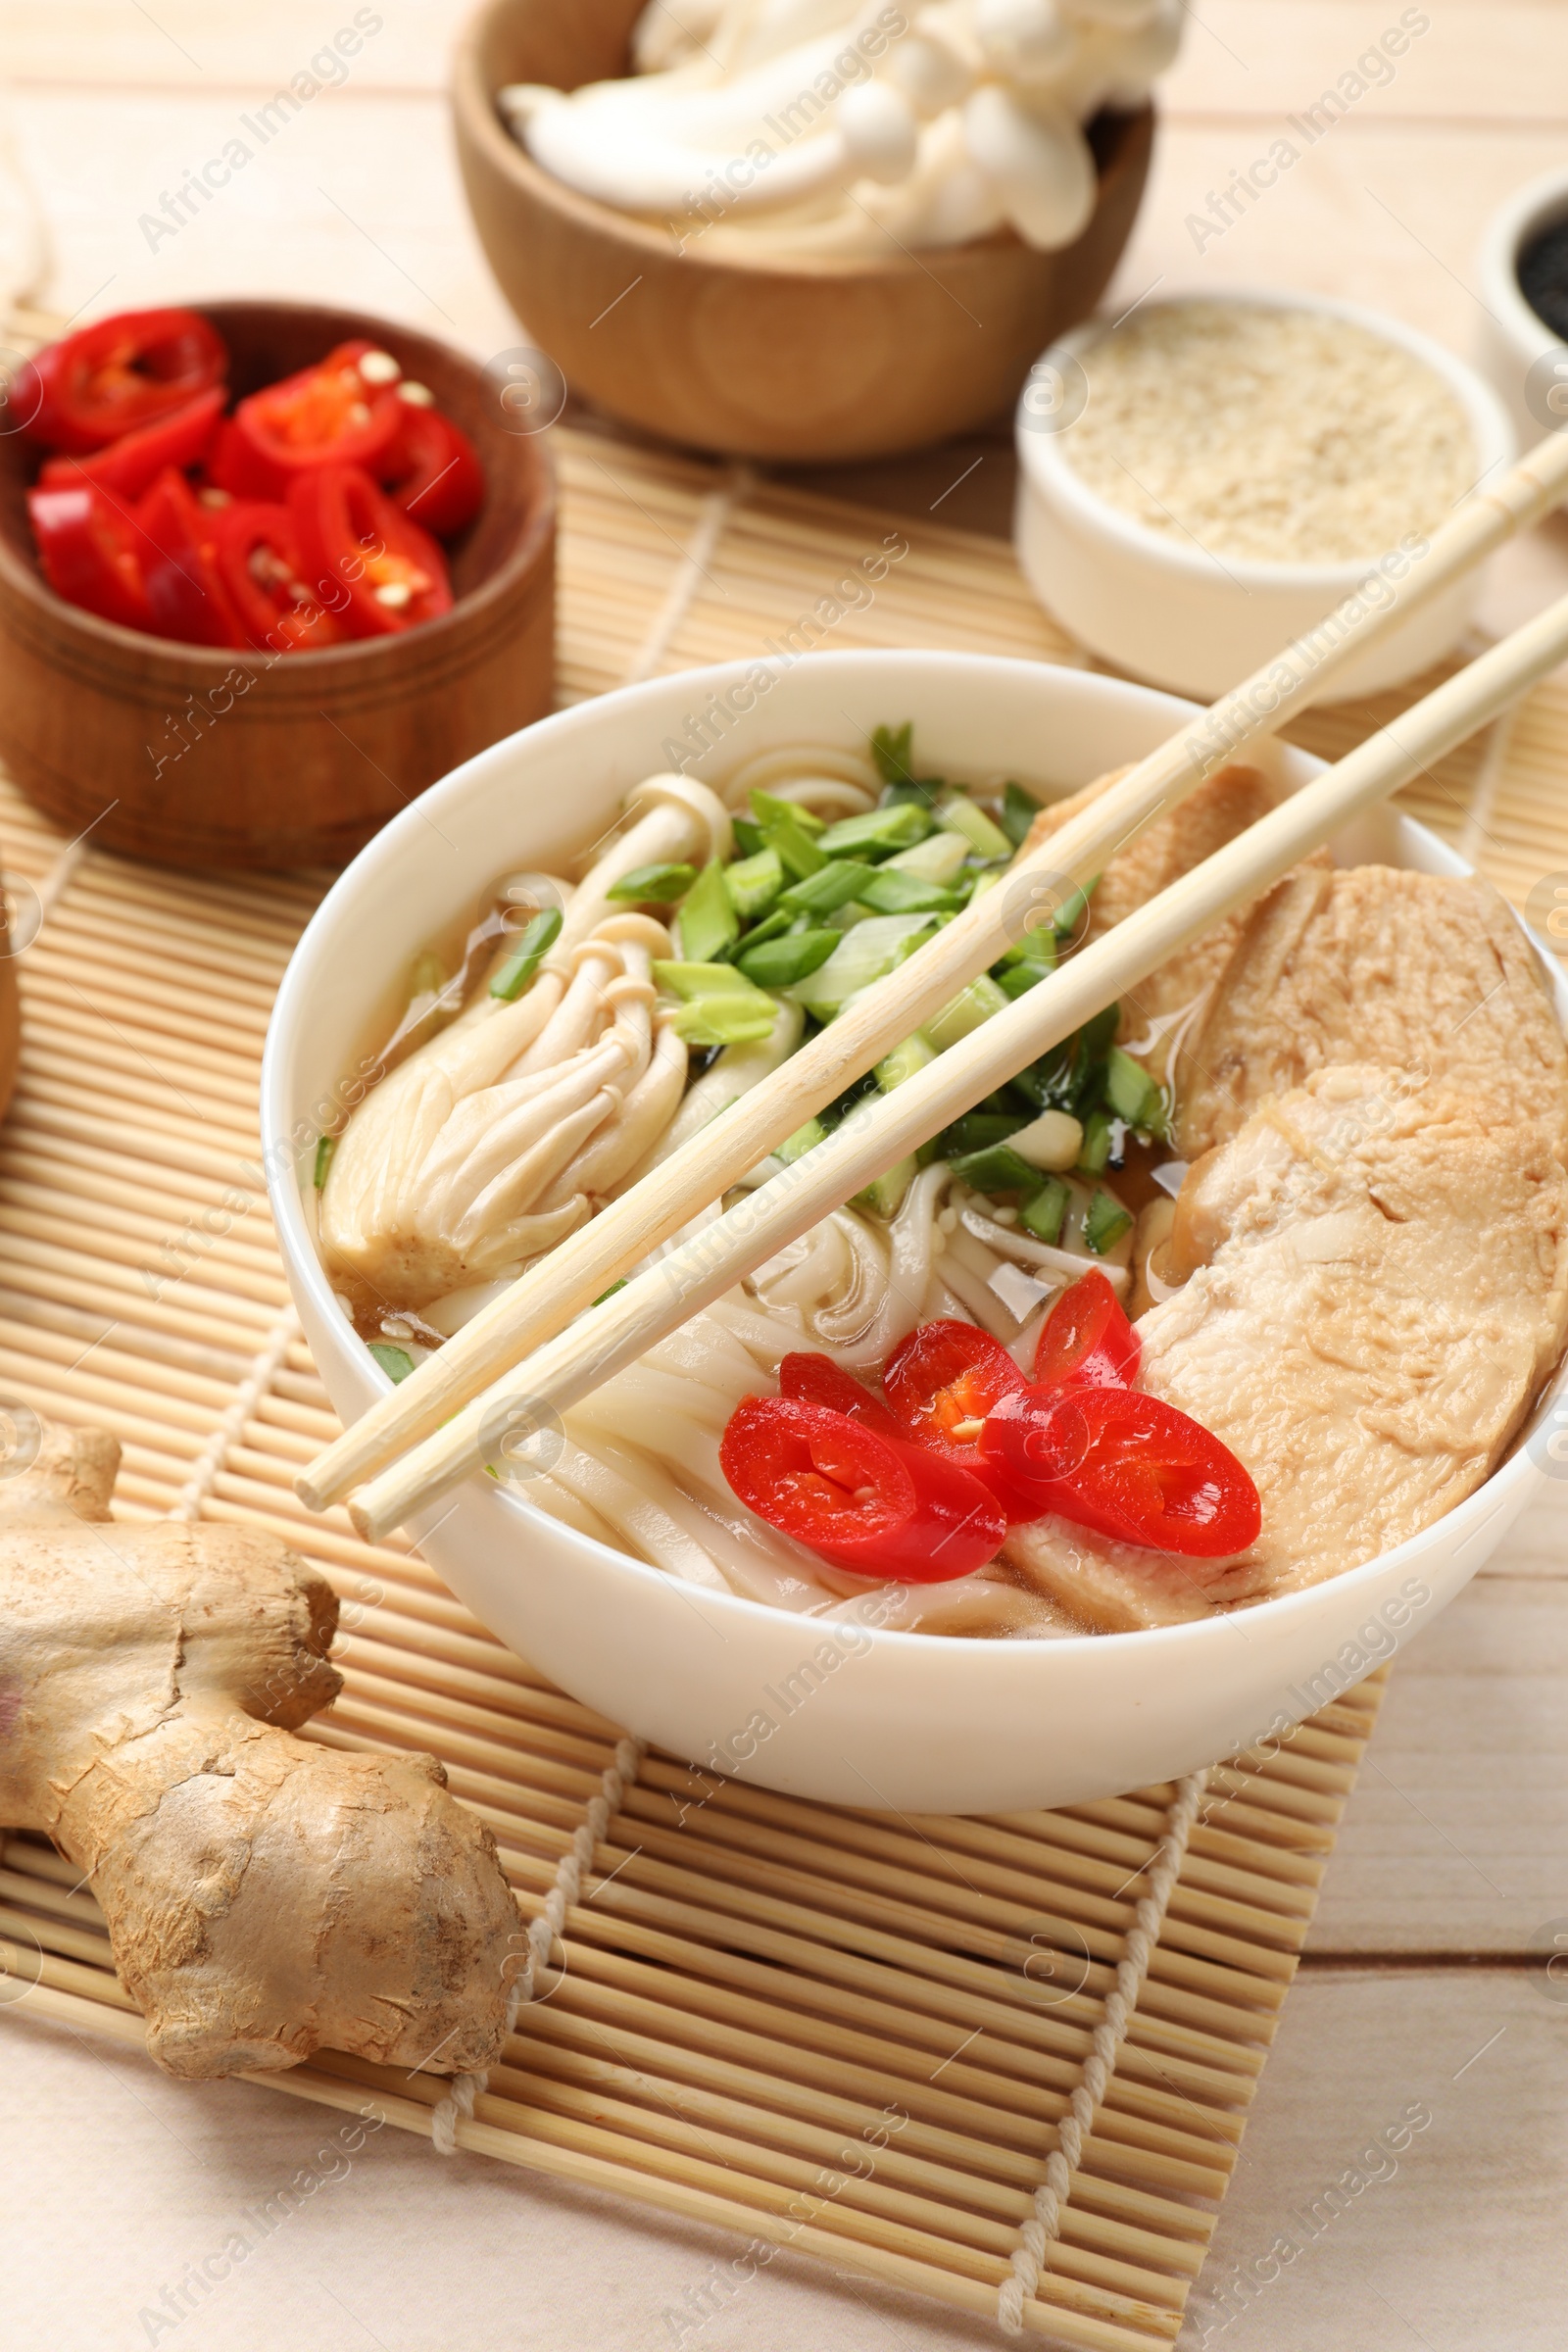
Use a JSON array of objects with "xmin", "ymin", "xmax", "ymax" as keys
[{"xmin": 0, "ymin": 1420, "xmax": 520, "ymax": 2082}]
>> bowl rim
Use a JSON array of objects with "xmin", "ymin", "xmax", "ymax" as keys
[
  {"xmin": 0, "ymin": 295, "xmax": 556, "ymax": 674},
  {"xmin": 1476, "ymin": 163, "xmax": 1568, "ymax": 362},
  {"xmin": 1013, "ymin": 284, "xmax": 1518, "ymax": 590},
  {"xmin": 262, "ymin": 647, "xmax": 1565, "ymax": 1674},
  {"xmin": 451, "ymin": 0, "xmax": 1153, "ymax": 288}
]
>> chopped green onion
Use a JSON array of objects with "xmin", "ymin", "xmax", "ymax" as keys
[
  {"xmin": 939, "ymin": 1109, "xmax": 1027, "ymax": 1157},
  {"xmin": 760, "ymin": 808, "xmax": 827, "ymax": 881},
  {"xmin": 490, "ymin": 906, "xmax": 563, "ymax": 1000},
  {"xmin": 859, "ymin": 866, "xmax": 956, "ymax": 914},
  {"xmin": 313, "ymin": 1133, "xmax": 335, "ymax": 1189},
  {"xmin": 1104, "ymin": 1045, "xmax": 1167, "ymax": 1135},
  {"xmin": 1003, "ymin": 906, "xmax": 1058, "ymax": 970},
  {"xmin": 724, "ymin": 846, "xmax": 784, "ymax": 923},
  {"xmin": 1000, "ymin": 781, "xmax": 1038, "ymax": 849},
  {"xmin": 751, "ymin": 788, "xmax": 824, "ymax": 836},
  {"xmin": 936, "ymin": 795, "xmax": 1013, "ymax": 862},
  {"xmin": 853, "ymin": 1155, "xmax": 917, "ymax": 1217},
  {"xmin": 592, "ymin": 1279, "xmax": 628, "ymax": 1306},
  {"xmin": 671, "ymin": 1000, "xmax": 778, "ymax": 1048},
  {"xmin": 777, "ymin": 859, "xmax": 876, "ymax": 916},
  {"xmin": 923, "ymin": 974, "xmax": 1009, "ymax": 1053},
  {"xmin": 1013, "ymin": 1003, "xmax": 1120, "ymax": 1116},
  {"xmin": 734, "ymin": 928, "xmax": 841, "ymax": 988},
  {"xmin": 1084, "ymin": 1190, "xmax": 1133, "ymax": 1254},
  {"xmin": 870, "ymin": 720, "xmax": 914, "ymax": 786},
  {"xmin": 776, "ymin": 1116, "xmax": 827, "ymax": 1163},
  {"xmin": 882, "ymin": 829, "xmax": 969, "ymax": 886},
  {"xmin": 733, "ymin": 905, "xmax": 793, "ymax": 953},
  {"xmin": 875, "ymin": 1031, "xmax": 937, "ymax": 1092},
  {"xmin": 784, "ymin": 912, "xmax": 939, "ymax": 1016},
  {"xmin": 826, "ymin": 899, "xmax": 874, "ymax": 933},
  {"xmin": 1018, "ymin": 1176, "xmax": 1070, "ymax": 1246},
  {"xmin": 677, "ymin": 858, "xmax": 739, "ymax": 964},
  {"xmin": 368, "ymin": 1342, "xmax": 416, "ymax": 1384},
  {"xmin": 816, "ymin": 803, "xmax": 931, "ymax": 859},
  {"xmin": 607, "ymin": 860, "xmax": 698, "ymax": 904},
  {"xmin": 948, "ymin": 1144, "xmax": 1041, "ymax": 1196},
  {"xmin": 1077, "ymin": 1109, "xmax": 1116, "ymax": 1174},
  {"xmin": 731, "ymin": 815, "xmax": 764, "ymax": 858},
  {"xmin": 881, "ymin": 778, "xmax": 947, "ymax": 811},
  {"xmin": 995, "ymin": 959, "xmax": 1047, "ymax": 1000},
  {"xmin": 1054, "ymin": 876, "xmax": 1099, "ymax": 942},
  {"xmin": 654, "ymin": 958, "xmax": 769, "ymax": 1001}
]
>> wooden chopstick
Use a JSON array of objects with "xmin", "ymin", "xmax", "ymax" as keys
[
  {"xmin": 296, "ymin": 430, "xmax": 1568, "ymax": 1519},
  {"xmin": 342, "ymin": 585, "xmax": 1568, "ymax": 1543}
]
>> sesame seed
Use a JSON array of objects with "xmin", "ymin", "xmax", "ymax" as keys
[{"xmin": 1062, "ymin": 303, "xmax": 1474, "ymax": 566}]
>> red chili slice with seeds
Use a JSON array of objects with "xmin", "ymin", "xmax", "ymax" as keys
[
  {"xmin": 213, "ymin": 501, "xmax": 346, "ymax": 652},
  {"xmin": 981, "ymin": 1385, "xmax": 1261, "ymax": 1558},
  {"xmin": 1032, "ymin": 1269, "xmax": 1141, "ymax": 1392},
  {"xmin": 720, "ymin": 1396, "xmax": 1004, "ymax": 1584},
  {"xmin": 287, "ymin": 463, "xmax": 453, "ymax": 639},
  {"xmin": 882, "ymin": 1319, "xmax": 1027, "ymax": 1477}
]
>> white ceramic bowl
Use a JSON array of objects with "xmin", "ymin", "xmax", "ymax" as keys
[
  {"xmin": 1476, "ymin": 166, "xmax": 1568, "ymax": 451},
  {"xmin": 1012, "ymin": 289, "xmax": 1516, "ymax": 703},
  {"xmin": 263, "ymin": 652, "xmax": 1565, "ymax": 1814}
]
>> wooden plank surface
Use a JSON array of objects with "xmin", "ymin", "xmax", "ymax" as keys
[{"xmin": 2, "ymin": 7, "xmax": 1566, "ymax": 2349}]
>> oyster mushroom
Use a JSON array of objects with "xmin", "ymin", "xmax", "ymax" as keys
[
  {"xmin": 320, "ymin": 913, "xmax": 685, "ymax": 1309},
  {"xmin": 558, "ymin": 771, "xmax": 732, "ymax": 952}
]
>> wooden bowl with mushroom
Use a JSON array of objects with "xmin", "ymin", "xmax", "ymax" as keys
[
  {"xmin": 0, "ymin": 300, "xmax": 555, "ymax": 871},
  {"xmin": 452, "ymin": 0, "xmax": 1154, "ymax": 465}
]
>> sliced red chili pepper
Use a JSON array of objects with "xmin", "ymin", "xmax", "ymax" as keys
[
  {"xmin": 229, "ymin": 350, "xmax": 403, "ymax": 496},
  {"xmin": 25, "ymin": 307, "xmax": 226, "ymax": 454},
  {"xmin": 212, "ymin": 500, "xmax": 346, "ymax": 652},
  {"xmin": 37, "ymin": 385, "xmax": 225, "ymax": 505},
  {"xmin": 1033, "ymin": 1269, "xmax": 1140, "ymax": 1392},
  {"xmin": 203, "ymin": 415, "xmax": 266, "ymax": 500},
  {"xmin": 720, "ymin": 1396, "xmax": 1004, "ymax": 1584},
  {"xmin": 778, "ymin": 1351, "xmax": 906, "ymax": 1443},
  {"xmin": 287, "ymin": 463, "xmax": 453, "ymax": 638},
  {"xmin": 27, "ymin": 481, "xmax": 152, "ymax": 631},
  {"xmin": 379, "ymin": 400, "xmax": 484, "ymax": 536},
  {"xmin": 981, "ymin": 1385, "xmax": 1261, "ymax": 1558},
  {"xmin": 882, "ymin": 1319, "xmax": 1027, "ymax": 1476},
  {"xmin": 137, "ymin": 466, "xmax": 246, "ymax": 649}
]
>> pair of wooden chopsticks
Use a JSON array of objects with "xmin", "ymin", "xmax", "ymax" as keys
[{"xmin": 299, "ymin": 431, "xmax": 1568, "ymax": 1543}]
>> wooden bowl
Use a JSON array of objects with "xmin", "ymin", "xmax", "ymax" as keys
[
  {"xmin": 0, "ymin": 301, "xmax": 556, "ymax": 870},
  {"xmin": 452, "ymin": 0, "xmax": 1153, "ymax": 465}
]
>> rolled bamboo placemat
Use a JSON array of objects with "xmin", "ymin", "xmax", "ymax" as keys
[{"xmin": 0, "ymin": 415, "xmax": 1554, "ymax": 2338}]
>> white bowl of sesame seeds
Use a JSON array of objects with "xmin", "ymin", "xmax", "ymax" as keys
[{"xmin": 1012, "ymin": 288, "xmax": 1514, "ymax": 702}]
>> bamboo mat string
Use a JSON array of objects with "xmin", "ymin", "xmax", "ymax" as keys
[
  {"xmin": 620, "ymin": 461, "xmax": 756, "ymax": 685},
  {"xmin": 997, "ymin": 1767, "xmax": 1210, "ymax": 2337},
  {"xmin": 430, "ymin": 1732, "xmax": 648, "ymax": 2156},
  {"xmin": 167, "ymin": 1302, "xmax": 299, "ymax": 1521}
]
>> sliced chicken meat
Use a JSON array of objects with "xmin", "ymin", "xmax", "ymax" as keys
[
  {"xmin": 1026, "ymin": 763, "xmax": 1329, "ymax": 1081},
  {"xmin": 1175, "ymin": 864, "xmax": 1568, "ymax": 1159},
  {"xmin": 1004, "ymin": 1065, "xmax": 1568, "ymax": 1632}
]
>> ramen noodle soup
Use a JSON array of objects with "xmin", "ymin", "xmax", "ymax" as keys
[{"xmin": 309, "ymin": 730, "xmax": 1568, "ymax": 1639}]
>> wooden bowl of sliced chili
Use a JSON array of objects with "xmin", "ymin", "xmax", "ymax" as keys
[{"xmin": 0, "ymin": 300, "xmax": 555, "ymax": 870}]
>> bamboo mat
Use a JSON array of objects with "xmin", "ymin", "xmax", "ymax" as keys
[{"xmin": 2, "ymin": 417, "xmax": 1559, "ymax": 2344}]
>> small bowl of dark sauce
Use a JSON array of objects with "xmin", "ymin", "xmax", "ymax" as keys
[{"xmin": 1478, "ymin": 168, "xmax": 1568, "ymax": 449}]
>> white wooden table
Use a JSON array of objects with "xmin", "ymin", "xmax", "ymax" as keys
[{"xmin": 3, "ymin": 9, "xmax": 1566, "ymax": 2347}]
